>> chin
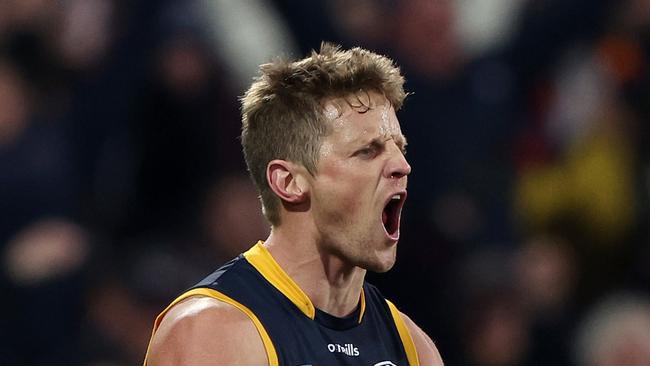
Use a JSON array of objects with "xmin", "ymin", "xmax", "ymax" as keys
[
  {"xmin": 364, "ymin": 261, "xmax": 395, "ymax": 273},
  {"xmin": 362, "ymin": 251, "xmax": 397, "ymax": 273},
  {"xmin": 370, "ymin": 262, "xmax": 395, "ymax": 273}
]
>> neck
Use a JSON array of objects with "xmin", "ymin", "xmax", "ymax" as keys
[{"xmin": 263, "ymin": 226, "xmax": 366, "ymax": 317}]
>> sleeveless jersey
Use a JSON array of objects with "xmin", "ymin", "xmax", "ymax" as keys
[{"xmin": 145, "ymin": 242, "xmax": 420, "ymax": 365}]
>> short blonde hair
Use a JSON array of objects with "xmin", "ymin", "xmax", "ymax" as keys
[{"xmin": 240, "ymin": 43, "xmax": 407, "ymax": 225}]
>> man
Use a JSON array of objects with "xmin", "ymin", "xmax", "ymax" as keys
[{"xmin": 144, "ymin": 43, "xmax": 443, "ymax": 365}]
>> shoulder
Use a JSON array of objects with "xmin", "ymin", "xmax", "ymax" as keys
[
  {"xmin": 398, "ymin": 310, "xmax": 444, "ymax": 366},
  {"xmin": 146, "ymin": 295, "xmax": 268, "ymax": 366}
]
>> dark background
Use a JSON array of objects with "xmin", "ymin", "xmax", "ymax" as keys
[{"xmin": 1, "ymin": 0, "xmax": 650, "ymax": 365}]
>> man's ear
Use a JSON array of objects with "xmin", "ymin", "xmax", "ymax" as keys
[{"xmin": 267, "ymin": 160, "xmax": 309, "ymax": 203}]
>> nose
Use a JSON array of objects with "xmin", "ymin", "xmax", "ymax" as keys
[{"xmin": 385, "ymin": 142, "xmax": 411, "ymax": 179}]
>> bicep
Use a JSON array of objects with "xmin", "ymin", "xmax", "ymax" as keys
[
  {"xmin": 400, "ymin": 311, "xmax": 444, "ymax": 366},
  {"xmin": 146, "ymin": 297, "xmax": 268, "ymax": 366}
]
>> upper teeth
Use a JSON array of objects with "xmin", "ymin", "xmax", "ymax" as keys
[{"xmin": 392, "ymin": 195, "xmax": 400, "ymax": 200}]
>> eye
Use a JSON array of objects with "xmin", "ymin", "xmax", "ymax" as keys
[
  {"xmin": 356, "ymin": 147, "xmax": 375, "ymax": 158},
  {"xmin": 355, "ymin": 145, "xmax": 379, "ymax": 159}
]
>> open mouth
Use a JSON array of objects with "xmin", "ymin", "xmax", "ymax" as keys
[{"xmin": 382, "ymin": 192, "xmax": 406, "ymax": 239}]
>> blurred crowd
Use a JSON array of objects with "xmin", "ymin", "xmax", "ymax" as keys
[{"xmin": 1, "ymin": 0, "xmax": 649, "ymax": 365}]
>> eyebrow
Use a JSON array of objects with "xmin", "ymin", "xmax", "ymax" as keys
[{"xmin": 361, "ymin": 134, "xmax": 408, "ymax": 151}]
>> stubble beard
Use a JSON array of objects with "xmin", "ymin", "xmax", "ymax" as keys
[{"xmin": 319, "ymin": 222, "xmax": 396, "ymax": 274}]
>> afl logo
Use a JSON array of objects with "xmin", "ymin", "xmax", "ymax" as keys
[{"xmin": 374, "ymin": 362, "xmax": 397, "ymax": 366}]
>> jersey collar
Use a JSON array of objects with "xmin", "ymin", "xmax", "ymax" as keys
[{"xmin": 243, "ymin": 241, "xmax": 366, "ymax": 323}]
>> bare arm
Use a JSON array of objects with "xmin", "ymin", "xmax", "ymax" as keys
[
  {"xmin": 399, "ymin": 311, "xmax": 444, "ymax": 366},
  {"xmin": 146, "ymin": 296, "xmax": 269, "ymax": 366}
]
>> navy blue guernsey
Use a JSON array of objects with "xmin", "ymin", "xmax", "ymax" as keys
[{"xmin": 145, "ymin": 242, "xmax": 420, "ymax": 366}]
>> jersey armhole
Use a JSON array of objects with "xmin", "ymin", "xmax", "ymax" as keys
[
  {"xmin": 143, "ymin": 287, "xmax": 279, "ymax": 366},
  {"xmin": 386, "ymin": 300, "xmax": 420, "ymax": 366}
]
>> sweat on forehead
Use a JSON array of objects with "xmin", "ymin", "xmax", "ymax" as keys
[
  {"xmin": 322, "ymin": 97, "xmax": 405, "ymax": 148},
  {"xmin": 322, "ymin": 91, "xmax": 391, "ymax": 121}
]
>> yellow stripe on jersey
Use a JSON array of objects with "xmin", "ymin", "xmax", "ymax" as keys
[
  {"xmin": 358, "ymin": 287, "xmax": 367, "ymax": 323},
  {"xmin": 244, "ymin": 241, "xmax": 367, "ymax": 323},
  {"xmin": 386, "ymin": 300, "xmax": 420, "ymax": 366},
  {"xmin": 143, "ymin": 287, "xmax": 278, "ymax": 366},
  {"xmin": 244, "ymin": 242, "xmax": 316, "ymax": 319}
]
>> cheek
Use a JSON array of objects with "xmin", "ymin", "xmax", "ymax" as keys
[{"xmin": 316, "ymin": 166, "xmax": 367, "ymax": 213}]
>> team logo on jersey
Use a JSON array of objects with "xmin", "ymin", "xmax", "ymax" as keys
[
  {"xmin": 373, "ymin": 362, "xmax": 397, "ymax": 366},
  {"xmin": 327, "ymin": 343, "xmax": 360, "ymax": 356}
]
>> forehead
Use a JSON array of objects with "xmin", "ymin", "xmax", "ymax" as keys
[{"xmin": 323, "ymin": 91, "xmax": 404, "ymax": 143}]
